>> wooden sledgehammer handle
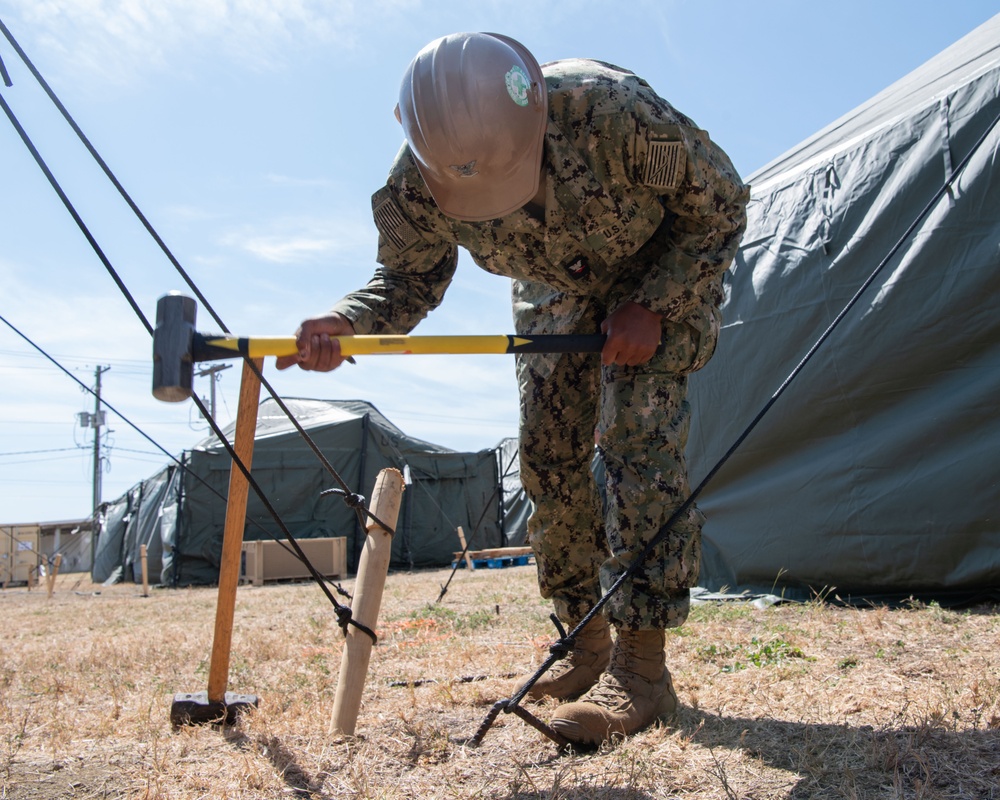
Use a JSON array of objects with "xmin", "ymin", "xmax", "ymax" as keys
[
  {"xmin": 206, "ymin": 358, "xmax": 263, "ymax": 704},
  {"xmin": 330, "ymin": 468, "xmax": 405, "ymax": 736}
]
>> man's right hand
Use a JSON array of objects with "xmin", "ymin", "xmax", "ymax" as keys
[{"xmin": 275, "ymin": 313, "xmax": 357, "ymax": 372}]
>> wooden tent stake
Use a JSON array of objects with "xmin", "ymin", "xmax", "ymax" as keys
[
  {"xmin": 45, "ymin": 554, "xmax": 62, "ymax": 598},
  {"xmin": 456, "ymin": 526, "xmax": 475, "ymax": 570},
  {"xmin": 330, "ymin": 468, "xmax": 405, "ymax": 736},
  {"xmin": 140, "ymin": 544, "xmax": 149, "ymax": 597}
]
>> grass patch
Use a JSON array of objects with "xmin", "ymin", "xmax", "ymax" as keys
[{"xmin": 698, "ymin": 636, "xmax": 811, "ymax": 673}]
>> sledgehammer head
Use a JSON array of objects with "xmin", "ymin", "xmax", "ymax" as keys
[{"xmin": 152, "ymin": 292, "xmax": 197, "ymax": 402}]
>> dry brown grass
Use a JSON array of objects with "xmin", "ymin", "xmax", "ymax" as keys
[{"xmin": 1, "ymin": 566, "xmax": 999, "ymax": 799}]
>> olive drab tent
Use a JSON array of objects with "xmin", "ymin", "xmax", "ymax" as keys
[
  {"xmin": 687, "ymin": 15, "xmax": 1000, "ymax": 603},
  {"xmin": 93, "ymin": 398, "xmax": 528, "ymax": 586},
  {"xmin": 92, "ymin": 466, "xmax": 173, "ymax": 584}
]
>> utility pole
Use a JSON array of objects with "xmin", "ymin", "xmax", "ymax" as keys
[
  {"xmin": 91, "ymin": 365, "xmax": 110, "ymax": 513},
  {"xmin": 195, "ymin": 363, "xmax": 232, "ymax": 422}
]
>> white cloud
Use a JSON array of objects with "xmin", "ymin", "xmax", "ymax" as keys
[
  {"xmin": 3, "ymin": 0, "xmax": 418, "ymax": 85},
  {"xmin": 238, "ymin": 232, "xmax": 339, "ymax": 263},
  {"xmin": 219, "ymin": 214, "xmax": 374, "ymax": 264}
]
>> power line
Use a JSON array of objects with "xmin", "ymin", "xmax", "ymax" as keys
[
  {"xmin": 0, "ymin": 446, "xmax": 83, "ymax": 456},
  {"xmin": 0, "ymin": 351, "xmax": 158, "ymax": 377},
  {"xmin": 0, "ymin": 347, "xmax": 148, "ymax": 365},
  {"xmin": 0, "ymin": 455, "xmax": 90, "ymax": 468},
  {"xmin": 0, "ymin": 313, "xmax": 183, "ymax": 466}
]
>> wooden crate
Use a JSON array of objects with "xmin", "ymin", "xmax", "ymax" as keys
[
  {"xmin": 241, "ymin": 537, "xmax": 347, "ymax": 586},
  {"xmin": 1, "ymin": 525, "xmax": 40, "ymax": 586}
]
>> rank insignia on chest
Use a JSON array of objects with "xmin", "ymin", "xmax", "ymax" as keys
[{"xmin": 562, "ymin": 255, "xmax": 591, "ymax": 279}]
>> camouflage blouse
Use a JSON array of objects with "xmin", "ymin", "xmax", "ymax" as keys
[{"xmin": 331, "ymin": 58, "xmax": 749, "ymax": 343}]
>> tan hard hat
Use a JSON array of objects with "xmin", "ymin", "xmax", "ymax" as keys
[{"xmin": 396, "ymin": 32, "xmax": 548, "ymax": 222}]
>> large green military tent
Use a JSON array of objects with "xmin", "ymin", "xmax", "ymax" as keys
[
  {"xmin": 687, "ymin": 15, "xmax": 1000, "ymax": 602},
  {"xmin": 93, "ymin": 398, "xmax": 528, "ymax": 586}
]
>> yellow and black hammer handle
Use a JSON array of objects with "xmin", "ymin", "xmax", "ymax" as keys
[
  {"xmin": 193, "ymin": 332, "xmax": 606, "ymax": 361},
  {"xmin": 151, "ymin": 291, "xmax": 608, "ymax": 402}
]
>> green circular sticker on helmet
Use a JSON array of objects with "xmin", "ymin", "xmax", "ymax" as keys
[{"xmin": 505, "ymin": 64, "xmax": 530, "ymax": 107}]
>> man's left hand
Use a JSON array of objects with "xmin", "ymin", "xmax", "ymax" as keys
[{"xmin": 600, "ymin": 302, "xmax": 663, "ymax": 366}]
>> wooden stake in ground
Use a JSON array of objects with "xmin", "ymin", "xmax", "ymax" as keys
[
  {"xmin": 456, "ymin": 526, "xmax": 475, "ymax": 571},
  {"xmin": 45, "ymin": 554, "xmax": 62, "ymax": 599},
  {"xmin": 170, "ymin": 358, "xmax": 263, "ymax": 726},
  {"xmin": 140, "ymin": 544, "xmax": 150, "ymax": 597},
  {"xmin": 330, "ymin": 468, "xmax": 405, "ymax": 736}
]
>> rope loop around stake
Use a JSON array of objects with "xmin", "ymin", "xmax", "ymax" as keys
[{"xmin": 335, "ymin": 605, "xmax": 378, "ymax": 645}]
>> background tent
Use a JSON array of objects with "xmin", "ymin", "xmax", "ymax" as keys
[
  {"xmin": 95, "ymin": 398, "xmax": 529, "ymax": 586},
  {"xmin": 92, "ymin": 466, "xmax": 173, "ymax": 584},
  {"xmin": 687, "ymin": 15, "xmax": 1000, "ymax": 602}
]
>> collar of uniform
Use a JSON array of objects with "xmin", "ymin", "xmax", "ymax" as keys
[
  {"xmin": 467, "ymin": 120, "xmax": 617, "ymax": 235},
  {"xmin": 542, "ymin": 120, "xmax": 618, "ymax": 236}
]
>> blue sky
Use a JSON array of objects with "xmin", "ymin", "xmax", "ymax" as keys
[{"xmin": 1, "ymin": 0, "xmax": 997, "ymax": 524}]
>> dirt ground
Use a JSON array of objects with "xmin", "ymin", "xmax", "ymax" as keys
[{"xmin": 2, "ymin": 566, "xmax": 999, "ymax": 799}]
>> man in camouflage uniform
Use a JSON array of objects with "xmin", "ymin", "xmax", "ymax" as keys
[{"xmin": 277, "ymin": 32, "xmax": 748, "ymax": 745}]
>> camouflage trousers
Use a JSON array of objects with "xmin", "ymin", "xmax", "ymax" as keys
[{"xmin": 514, "ymin": 280, "xmax": 705, "ymax": 632}]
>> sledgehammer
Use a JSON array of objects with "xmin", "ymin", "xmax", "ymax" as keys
[{"xmin": 152, "ymin": 292, "xmax": 607, "ymax": 402}]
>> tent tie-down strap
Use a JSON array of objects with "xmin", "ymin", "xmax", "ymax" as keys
[{"xmin": 469, "ymin": 96, "xmax": 1000, "ymax": 749}]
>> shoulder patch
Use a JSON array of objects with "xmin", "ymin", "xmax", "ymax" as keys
[
  {"xmin": 372, "ymin": 186, "xmax": 420, "ymax": 253},
  {"xmin": 642, "ymin": 140, "xmax": 686, "ymax": 190}
]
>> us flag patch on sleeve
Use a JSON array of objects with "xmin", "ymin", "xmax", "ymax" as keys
[
  {"xmin": 372, "ymin": 187, "xmax": 420, "ymax": 253},
  {"xmin": 643, "ymin": 140, "xmax": 686, "ymax": 190}
]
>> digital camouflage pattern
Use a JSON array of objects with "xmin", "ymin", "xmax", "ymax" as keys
[
  {"xmin": 514, "ymin": 280, "xmax": 706, "ymax": 630},
  {"xmin": 332, "ymin": 58, "xmax": 748, "ymax": 631}
]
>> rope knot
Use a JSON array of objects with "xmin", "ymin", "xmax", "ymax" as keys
[
  {"xmin": 320, "ymin": 486, "xmax": 366, "ymax": 508},
  {"xmin": 319, "ymin": 486, "xmax": 395, "ymax": 536},
  {"xmin": 342, "ymin": 492, "xmax": 366, "ymax": 509},
  {"xmin": 548, "ymin": 636, "xmax": 575, "ymax": 660},
  {"xmin": 335, "ymin": 605, "xmax": 354, "ymax": 633}
]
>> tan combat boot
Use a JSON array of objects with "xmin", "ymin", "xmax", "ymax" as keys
[
  {"xmin": 549, "ymin": 629, "xmax": 677, "ymax": 745},
  {"xmin": 526, "ymin": 616, "xmax": 612, "ymax": 701}
]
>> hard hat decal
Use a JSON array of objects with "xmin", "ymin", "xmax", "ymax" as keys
[
  {"xmin": 449, "ymin": 160, "xmax": 479, "ymax": 177},
  {"xmin": 505, "ymin": 64, "xmax": 531, "ymax": 107}
]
